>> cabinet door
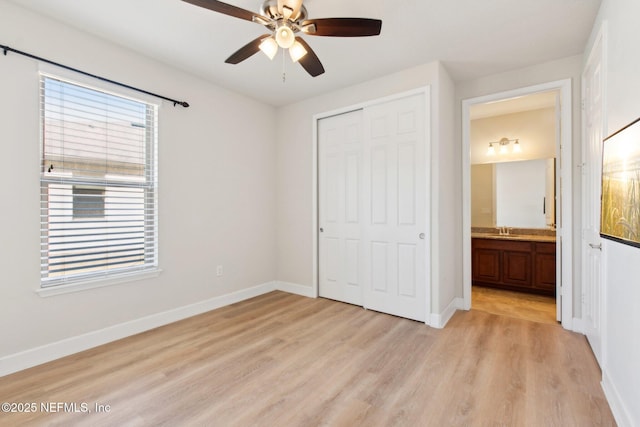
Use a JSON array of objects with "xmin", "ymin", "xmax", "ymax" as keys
[
  {"xmin": 473, "ymin": 248, "xmax": 501, "ymax": 283},
  {"xmin": 503, "ymin": 250, "xmax": 532, "ymax": 287},
  {"xmin": 534, "ymin": 243, "xmax": 556, "ymax": 292}
]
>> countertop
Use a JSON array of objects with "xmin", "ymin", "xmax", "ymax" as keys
[{"xmin": 471, "ymin": 232, "xmax": 556, "ymax": 243}]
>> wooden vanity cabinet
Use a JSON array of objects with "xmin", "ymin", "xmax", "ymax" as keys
[
  {"xmin": 472, "ymin": 246, "xmax": 500, "ymax": 284},
  {"xmin": 533, "ymin": 242, "xmax": 556, "ymax": 293},
  {"xmin": 472, "ymin": 238, "xmax": 555, "ymax": 296}
]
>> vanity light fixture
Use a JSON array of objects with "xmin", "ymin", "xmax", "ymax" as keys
[
  {"xmin": 499, "ymin": 140, "xmax": 509, "ymax": 154},
  {"xmin": 513, "ymin": 139, "xmax": 522, "ymax": 153},
  {"xmin": 487, "ymin": 137, "xmax": 521, "ymax": 156}
]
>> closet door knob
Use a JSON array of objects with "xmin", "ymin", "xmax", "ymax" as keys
[
  {"xmin": 320, "ymin": 228, "xmax": 324, "ymax": 233},
  {"xmin": 419, "ymin": 233, "xmax": 425, "ymax": 239}
]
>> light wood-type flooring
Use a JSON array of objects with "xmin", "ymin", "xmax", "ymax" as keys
[
  {"xmin": 472, "ymin": 285, "xmax": 558, "ymax": 325},
  {"xmin": 0, "ymin": 291, "xmax": 614, "ymax": 426}
]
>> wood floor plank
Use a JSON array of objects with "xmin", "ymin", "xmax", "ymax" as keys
[
  {"xmin": 472, "ymin": 285, "xmax": 557, "ymax": 325},
  {"xmin": 0, "ymin": 291, "xmax": 615, "ymax": 426}
]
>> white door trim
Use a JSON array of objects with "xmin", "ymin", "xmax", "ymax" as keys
[
  {"xmin": 461, "ymin": 79, "xmax": 574, "ymax": 330},
  {"xmin": 312, "ymin": 86, "xmax": 432, "ymax": 323},
  {"xmin": 581, "ymin": 21, "xmax": 608, "ymax": 366}
]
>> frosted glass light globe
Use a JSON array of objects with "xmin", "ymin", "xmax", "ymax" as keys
[{"xmin": 276, "ymin": 25, "xmax": 295, "ymax": 49}]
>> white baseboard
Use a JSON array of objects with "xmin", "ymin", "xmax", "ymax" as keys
[
  {"xmin": 0, "ymin": 282, "xmax": 276, "ymax": 377},
  {"xmin": 429, "ymin": 297, "xmax": 464, "ymax": 329},
  {"xmin": 275, "ymin": 281, "xmax": 316, "ymax": 298},
  {"xmin": 569, "ymin": 316, "xmax": 583, "ymax": 333},
  {"xmin": 602, "ymin": 369, "xmax": 634, "ymax": 427}
]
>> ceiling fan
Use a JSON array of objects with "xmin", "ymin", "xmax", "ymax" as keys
[{"xmin": 182, "ymin": 0, "xmax": 382, "ymax": 77}]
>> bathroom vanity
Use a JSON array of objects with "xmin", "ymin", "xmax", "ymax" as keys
[{"xmin": 471, "ymin": 231, "xmax": 556, "ymax": 296}]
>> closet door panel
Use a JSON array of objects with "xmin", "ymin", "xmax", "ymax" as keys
[
  {"xmin": 318, "ymin": 109, "xmax": 364, "ymax": 305},
  {"xmin": 363, "ymin": 93, "xmax": 427, "ymax": 322},
  {"xmin": 318, "ymin": 91, "xmax": 429, "ymax": 322}
]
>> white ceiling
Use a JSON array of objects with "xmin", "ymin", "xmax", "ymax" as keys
[{"xmin": 9, "ymin": 0, "xmax": 601, "ymax": 107}]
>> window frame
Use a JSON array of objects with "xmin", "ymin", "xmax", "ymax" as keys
[{"xmin": 38, "ymin": 73, "xmax": 160, "ymax": 296}]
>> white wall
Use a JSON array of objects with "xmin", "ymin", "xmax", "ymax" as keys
[
  {"xmin": 586, "ymin": 0, "xmax": 640, "ymax": 425},
  {"xmin": 275, "ymin": 61, "xmax": 459, "ymax": 316},
  {"xmin": 471, "ymin": 164, "xmax": 495, "ymax": 227},
  {"xmin": 456, "ymin": 55, "xmax": 584, "ymax": 316},
  {"xmin": 434, "ymin": 65, "xmax": 459, "ymax": 316},
  {"xmin": 0, "ymin": 2, "xmax": 277, "ymax": 362}
]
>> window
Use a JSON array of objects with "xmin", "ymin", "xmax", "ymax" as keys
[
  {"xmin": 72, "ymin": 187, "xmax": 105, "ymax": 219},
  {"xmin": 40, "ymin": 75, "xmax": 158, "ymax": 288}
]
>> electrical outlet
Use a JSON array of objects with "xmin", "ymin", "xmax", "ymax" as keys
[{"xmin": 216, "ymin": 265, "xmax": 223, "ymax": 277}]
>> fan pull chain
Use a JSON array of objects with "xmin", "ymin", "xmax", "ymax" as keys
[{"xmin": 282, "ymin": 48, "xmax": 286, "ymax": 83}]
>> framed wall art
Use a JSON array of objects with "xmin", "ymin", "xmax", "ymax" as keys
[{"xmin": 601, "ymin": 117, "xmax": 640, "ymax": 247}]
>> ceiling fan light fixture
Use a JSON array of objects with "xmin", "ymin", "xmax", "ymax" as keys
[
  {"xmin": 289, "ymin": 39, "xmax": 307, "ymax": 62},
  {"xmin": 259, "ymin": 36, "xmax": 278, "ymax": 60},
  {"xmin": 275, "ymin": 24, "xmax": 295, "ymax": 48},
  {"xmin": 181, "ymin": 0, "xmax": 382, "ymax": 79}
]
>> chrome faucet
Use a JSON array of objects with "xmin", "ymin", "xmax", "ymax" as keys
[{"xmin": 497, "ymin": 226, "xmax": 511, "ymax": 235}]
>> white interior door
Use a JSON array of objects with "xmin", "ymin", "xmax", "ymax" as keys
[
  {"xmin": 582, "ymin": 29, "xmax": 605, "ymax": 365},
  {"xmin": 318, "ymin": 92, "xmax": 428, "ymax": 322},
  {"xmin": 362, "ymin": 94, "xmax": 427, "ymax": 322},
  {"xmin": 554, "ymin": 94, "xmax": 562, "ymax": 322},
  {"xmin": 318, "ymin": 109, "xmax": 364, "ymax": 306}
]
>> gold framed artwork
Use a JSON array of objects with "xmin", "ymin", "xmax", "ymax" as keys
[{"xmin": 601, "ymin": 117, "xmax": 640, "ymax": 247}]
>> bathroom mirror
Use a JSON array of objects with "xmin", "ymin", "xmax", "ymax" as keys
[{"xmin": 471, "ymin": 158, "xmax": 556, "ymax": 229}]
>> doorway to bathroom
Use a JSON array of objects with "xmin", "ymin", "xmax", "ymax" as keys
[{"xmin": 462, "ymin": 80, "xmax": 573, "ymax": 328}]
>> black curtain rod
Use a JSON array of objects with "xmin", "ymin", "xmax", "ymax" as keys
[{"xmin": 1, "ymin": 44, "xmax": 189, "ymax": 108}]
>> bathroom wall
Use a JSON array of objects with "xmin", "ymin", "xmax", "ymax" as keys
[
  {"xmin": 471, "ymin": 107, "xmax": 556, "ymax": 165},
  {"xmin": 471, "ymin": 164, "xmax": 495, "ymax": 227}
]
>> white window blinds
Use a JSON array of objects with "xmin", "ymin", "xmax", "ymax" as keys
[{"xmin": 40, "ymin": 75, "xmax": 158, "ymax": 287}]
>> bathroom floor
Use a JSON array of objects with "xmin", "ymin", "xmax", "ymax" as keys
[{"xmin": 472, "ymin": 286, "xmax": 557, "ymax": 325}]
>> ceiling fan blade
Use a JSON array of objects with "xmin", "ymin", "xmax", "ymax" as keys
[
  {"xmin": 295, "ymin": 38, "xmax": 325, "ymax": 77},
  {"xmin": 225, "ymin": 35, "xmax": 270, "ymax": 64},
  {"xmin": 301, "ymin": 18, "xmax": 382, "ymax": 37},
  {"xmin": 182, "ymin": 0, "xmax": 262, "ymax": 22}
]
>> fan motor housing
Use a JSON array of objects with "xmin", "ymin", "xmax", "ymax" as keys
[{"xmin": 260, "ymin": 0, "xmax": 308, "ymax": 22}]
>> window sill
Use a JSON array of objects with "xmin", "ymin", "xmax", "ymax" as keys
[{"xmin": 36, "ymin": 269, "xmax": 162, "ymax": 298}]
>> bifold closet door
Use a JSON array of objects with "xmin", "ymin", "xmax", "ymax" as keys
[
  {"xmin": 318, "ymin": 109, "xmax": 365, "ymax": 306},
  {"xmin": 318, "ymin": 92, "xmax": 427, "ymax": 322}
]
